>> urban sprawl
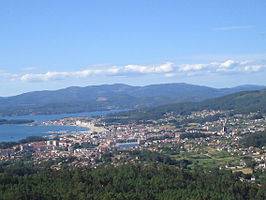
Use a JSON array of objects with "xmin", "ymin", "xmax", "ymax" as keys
[{"xmin": 1, "ymin": 110, "xmax": 266, "ymax": 183}]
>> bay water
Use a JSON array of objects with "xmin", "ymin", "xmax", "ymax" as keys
[{"xmin": 0, "ymin": 110, "xmax": 123, "ymax": 142}]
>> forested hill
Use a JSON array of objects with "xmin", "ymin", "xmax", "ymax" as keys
[
  {"xmin": 0, "ymin": 163, "xmax": 265, "ymax": 200},
  {"xmin": 106, "ymin": 89, "xmax": 266, "ymax": 122},
  {"xmin": 0, "ymin": 83, "xmax": 265, "ymax": 116},
  {"xmin": 1, "ymin": 83, "xmax": 265, "ymax": 107}
]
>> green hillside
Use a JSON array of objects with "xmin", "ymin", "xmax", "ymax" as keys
[
  {"xmin": 0, "ymin": 83, "xmax": 265, "ymax": 116},
  {"xmin": 0, "ymin": 163, "xmax": 265, "ymax": 200},
  {"xmin": 105, "ymin": 89, "xmax": 266, "ymax": 122}
]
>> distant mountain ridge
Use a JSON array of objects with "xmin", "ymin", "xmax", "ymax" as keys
[
  {"xmin": 108, "ymin": 88, "xmax": 266, "ymax": 122},
  {"xmin": 0, "ymin": 83, "xmax": 265, "ymax": 116}
]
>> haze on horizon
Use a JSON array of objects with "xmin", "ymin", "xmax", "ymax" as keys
[{"xmin": 1, "ymin": 0, "xmax": 266, "ymax": 96}]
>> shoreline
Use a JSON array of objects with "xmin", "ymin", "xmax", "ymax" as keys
[{"xmin": 0, "ymin": 124, "xmax": 89, "ymax": 143}]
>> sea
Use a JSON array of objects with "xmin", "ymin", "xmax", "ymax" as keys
[{"xmin": 0, "ymin": 110, "xmax": 123, "ymax": 142}]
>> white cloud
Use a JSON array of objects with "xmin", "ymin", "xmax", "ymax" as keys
[
  {"xmin": 11, "ymin": 60, "xmax": 266, "ymax": 82},
  {"xmin": 74, "ymin": 69, "xmax": 92, "ymax": 77},
  {"xmin": 18, "ymin": 62, "xmax": 174, "ymax": 82},
  {"xmin": 177, "ymin": 60, "xmax": 266, "ymax": 75},
  {"xmin": 244, "ymin": 65, "xmax": 265, "ymax": 72},
  {"xmin": 125, "ymin": 62, "xmax": 173, "ymax": 73},
  {"xmin": 106, "ymin": 67, "xmax": 121, "ymax": 74},
  {"xmin": 19, "ymin": 66, "xmax": 124, "ymax": 82},
  {"xmin": 179, "ymin": 64, "xmax": 207, "ymax": 71},
  {"xmin": 219, "ymin": 60, "xmax": 235, "ymax": 68},
  {"xmin": 124, "ymin": 65, "xmax": 148, "ymax": 73},
  {"xmin": 154, "ymin": 62, "xmax": 173, "ymax": 72},
  {"xmin": 20, "ymin": 72, "xmax": 70, "ymax": 82}
]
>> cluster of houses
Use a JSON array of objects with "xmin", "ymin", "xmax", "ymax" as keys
[{"xmin": 1, "ymin": 111, "xmax": 266, "ymax": 172}]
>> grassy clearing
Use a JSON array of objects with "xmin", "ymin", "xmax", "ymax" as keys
[
  {"xmin": 232, "ymin": 168, "xmax": 253, "ymax": 174},
  {"xmin": 169, "ymin": 147, "xmax": 242, "ymax": 170}
]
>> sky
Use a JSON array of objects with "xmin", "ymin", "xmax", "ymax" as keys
[{"xmin": 0, "ymin": 0, "xmax": 266, "ymax": 96}]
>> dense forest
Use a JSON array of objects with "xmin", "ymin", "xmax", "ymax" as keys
[
  {"xmin": 241, "ymin": 132, "xmax": 266, "ymax": 147},
  {"xmin": 0, "ymin": 163, "xmax": 265, "ymax": 200}
]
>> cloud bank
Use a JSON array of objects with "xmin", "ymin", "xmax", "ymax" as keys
[
  {"xmin": 19, "ymin": 63, "xmax": 174, "ymax": 82},
  {"xmin": 5, "ymin": 60, "xmax": 266, "ymax": 82}
]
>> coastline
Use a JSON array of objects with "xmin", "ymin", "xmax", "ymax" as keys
[{"xmin": 0, "ymin": 109, "xmax": 122, "ymax": 142}]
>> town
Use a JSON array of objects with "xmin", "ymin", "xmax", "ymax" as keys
[{"xmin": 1, "ymin": 109, "xmax": 266, "ymax": 183}]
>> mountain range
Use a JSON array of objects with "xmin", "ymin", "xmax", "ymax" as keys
[
  {"xmin": 107, "ymin": 88, "xmax": 266, "ymax": 122},
  {"xmin": 0, "ymin": 83, "xmax": 265, "ymax": 116}
]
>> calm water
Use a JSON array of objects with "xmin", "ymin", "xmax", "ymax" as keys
[
  {"xmin": 0, "ymin": 110, "xmax": 124, "ymax": 142},
  {"xmin": 0, "ymin": 125, "xmax": 88, "ymax": 142},
  {"xmin": 4, "ymin": 109, "xmax": 125, "ymax": 123}
]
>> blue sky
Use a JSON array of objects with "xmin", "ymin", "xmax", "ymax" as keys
[{"xmin": 0, "ymin": 0, "xmax": 266, "ymax": 96}]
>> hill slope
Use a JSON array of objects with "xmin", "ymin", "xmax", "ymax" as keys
[
  {"xmin": 107, "ymin": 89, "xmax": 266, "ymax": 122},
  {"xmin": 1, "ymin": 163, "xmax": 263, "ymax": 200},
  {"xmin": 0, "ymin": 83, "xmax": 265, "ymax": 116}
]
